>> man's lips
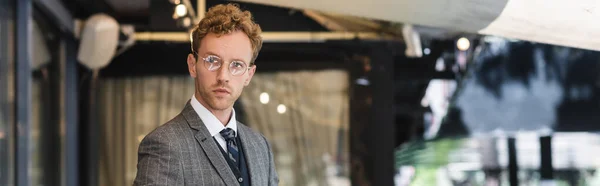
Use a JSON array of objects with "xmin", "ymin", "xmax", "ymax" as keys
[{"xmin": 213, "ymin": 88, "xmax": 230, "ymax": 94}]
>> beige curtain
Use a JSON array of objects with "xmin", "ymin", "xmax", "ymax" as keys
[
  {"xmin": 239, "ymin": 70, "xmax": 350, "ymax": 186},
  {"xmin": 98, "ymin": 76, "xmax": 195, "ymax": 186},
  {"xmin": 98, "ymin": 70, "xmax": 350, "ymax": 186},
  {"xmin": 31, "ymin": 79, "xmax": 43, "ymax": 186}
]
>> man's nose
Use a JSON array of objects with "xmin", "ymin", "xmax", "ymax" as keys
[{"xmin": 216, "ymin": 64, "xmax": 230, "ymax": 83}]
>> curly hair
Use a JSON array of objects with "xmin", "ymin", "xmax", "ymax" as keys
[{"xmin": 190, "ymin": 3, "xmax": 263, "ymax": 65}]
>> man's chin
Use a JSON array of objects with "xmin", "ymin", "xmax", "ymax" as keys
[{"xmin": 208, "ymin": 101, "xmax": 233, "ymax": 111}]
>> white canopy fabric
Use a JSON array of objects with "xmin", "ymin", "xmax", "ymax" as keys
[{"xmin": 238, "ymin": 0, "xmax": 600, "ymax": 51}]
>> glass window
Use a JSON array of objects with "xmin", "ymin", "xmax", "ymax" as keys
[
  {"xmin": 29, "ymin": 10, "xmax": 64, "ymax": 186},
  {"xmin": 0, "ymin": 0, "xmax": 15, "ymax": 185}
]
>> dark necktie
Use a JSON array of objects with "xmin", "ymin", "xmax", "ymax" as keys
[{"xmin": 219, "ymin": 128, "xmax": 239, "ymax": 164}]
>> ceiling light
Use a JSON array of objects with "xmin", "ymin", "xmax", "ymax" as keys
[
  {"xmin": 277, "ymin": 104, "xmax": 287, "ymax": 114},
  {"xmin": 457, "ymin": 37, "xmax": 470, "ymax": 51},
  {"xmin": 182, "ymin": 17, "xmax": 191, "ymax": 27},
  {"xmin": 175, "ymin": 4, "xmax": 187, "ymax": 17},
  {"xmin": 260, "ymin": 92, "xmax": 270, "ymax": 104},
  {"xmin": 423, "ymin": 48, "xmax": 431, "ymax": 55}
]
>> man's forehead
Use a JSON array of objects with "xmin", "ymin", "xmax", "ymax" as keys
[{"xmin": 199, "ymin": 32, "xmax": 252, "ymax": 60}]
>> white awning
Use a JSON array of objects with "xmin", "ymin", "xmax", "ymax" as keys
[{"xmin": 237, "ymin": 0, "xmax": 600, "ymax": 51}]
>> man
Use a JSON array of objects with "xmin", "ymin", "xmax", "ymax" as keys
[{"xmin": 133, "ymin": 4, "xmax": 278, "ymax": 186}]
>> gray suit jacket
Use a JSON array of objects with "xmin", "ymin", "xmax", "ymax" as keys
[{"xmin": 133, "ymin": 101, "xmax": 279, "ymax": 186}]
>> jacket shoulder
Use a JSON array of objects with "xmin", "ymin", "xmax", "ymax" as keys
[
  {"xmin": 238, "ymin": 122, "xmax": 270, "ymax": 143},
  {"xmin": 142, "ymin": 113, "xmax": 189, "ymax": 142}
]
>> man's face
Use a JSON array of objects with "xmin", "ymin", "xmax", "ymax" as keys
[{"xmin": 187, "ymin": 31, "xmax": 256, "ymax": 111}]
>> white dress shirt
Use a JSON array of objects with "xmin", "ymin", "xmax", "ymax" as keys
[{"xmin": 190, "ymin": 94, "xmax": 238, "ymax": 152}]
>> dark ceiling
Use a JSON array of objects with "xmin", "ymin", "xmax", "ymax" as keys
[{"xmin": 64, "ymin": 0, "xmax": 328, "ymax": 32}]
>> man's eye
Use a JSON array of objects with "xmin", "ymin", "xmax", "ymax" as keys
[
  {"xmin": 232, "ymin": 61, "xmax": 246, "ymax": 68},
  {"xmin": 207, "ymin": 56, "xmax": 219, "ymax": 63}
]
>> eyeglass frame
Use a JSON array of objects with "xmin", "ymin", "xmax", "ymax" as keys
[{"xmin": 192, "ymin": 52, "xmax": 254, "ymax": 76}]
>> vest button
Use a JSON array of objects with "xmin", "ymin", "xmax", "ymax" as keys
[{"xmin": 238, "ymin": 178, "xmax": 243, "ymax": 182}]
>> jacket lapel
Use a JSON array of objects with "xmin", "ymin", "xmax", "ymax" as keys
[
  {"xmin": 238, "ymin": 124, "xmax": 261, "ymax": 186},
  {"xmin": 182, "ymin": 101, "xmax": 238, "ymax": 186}
]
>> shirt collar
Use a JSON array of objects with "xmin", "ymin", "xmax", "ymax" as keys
[{"xmin": 190, "ymin": 94, "xmax": 237, "ymax": 137}]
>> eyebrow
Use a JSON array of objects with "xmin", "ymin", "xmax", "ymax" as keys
[{"xmin": 204, "ymin": 51, "xmax": 221, "ymax": 58}]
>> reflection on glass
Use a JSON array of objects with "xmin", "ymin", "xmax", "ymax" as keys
[
  {"xmin": 0, "ymin": 0, "xmax": 15, "ymax": 185},
  {"xmin": 31, "ymin": 71, "xmax": 44, "ymax": 185},
  {"xmin": 30, "ymin": 17, "xmax": 63, "ymax": 186},
  {"xmin": 439, "ymin": 37, "xmax": 600, "ymax": 138},
  {"xmin": 396, "ymin": 133, "xmax": 600, "ymax": 185}
]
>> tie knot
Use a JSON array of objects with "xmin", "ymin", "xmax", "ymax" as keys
[{"xmin": 220, "ymin": 128, "xmax": 236, "ymax": 141}]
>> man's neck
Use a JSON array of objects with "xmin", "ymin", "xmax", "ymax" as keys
[
  {"xmin": 210, "ymin": 108, "xmax": 232, "ymax": 126},
  {"xmin": 195, "ymin": 94, "xmax": 232, "ymax": 126}
]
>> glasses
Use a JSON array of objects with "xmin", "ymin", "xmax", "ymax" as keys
[{"xmin": 196, "ymin": 53, "xmax": 252, "ymax": 76}]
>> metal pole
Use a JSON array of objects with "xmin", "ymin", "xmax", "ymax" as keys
[
  {"xmin": 86, "ymin": 70, "xmax": 99, "ymax": 186},
  {"xmin": 540, "ymin": 136, "xmax": 554, "ymax": 185},
  {"xmin": 65, "ymin": 37, "xmax": 79, "ymax": 186},
  {"xmin": 197, "ymin": 0, "xmax": 205, "ymax": 20},
  {"xmin": 368, "ymin": 43, "xmax": 396, "ymax": 186},
  {"xmin": 507, "ymin": 137, "xmax": 519, "ymax": 186},
  {"xmin": 32, "ymin": 0, "xmax": 74, "ymax": 34},
  {"xmin": 15, "ymin": 0, "xmax": 32, "ymax": 185}
]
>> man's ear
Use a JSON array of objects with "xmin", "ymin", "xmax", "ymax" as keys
[
  {"xmin": 245, "ymin": 65, "xmax": 256, "ymax": 86},
  {"xmin": 187, "ymin": 54, "xmax": 197, "ymax": 78}
]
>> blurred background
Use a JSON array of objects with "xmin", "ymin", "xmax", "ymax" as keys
[{"xmin": 3, "ymin": 0, "xmax": 600, "ymax": 186}]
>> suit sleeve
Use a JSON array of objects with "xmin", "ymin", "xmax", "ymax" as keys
[
  {"xmin": 264, "ymin": 136, "xmax": 279, "ymax": 186},
  {"xmin": 133, "ymin": 128, "xmax": 183, "ymax": 186}
]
